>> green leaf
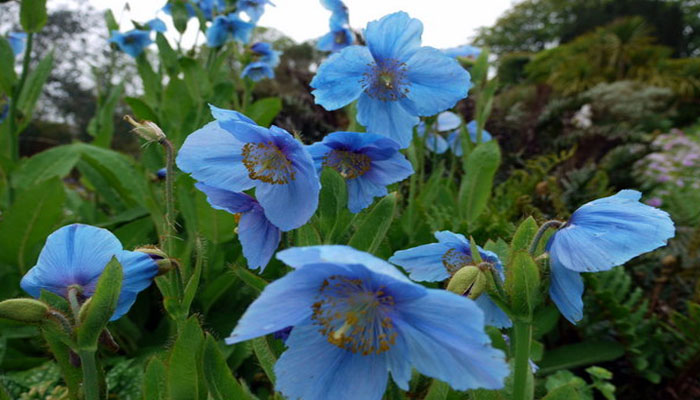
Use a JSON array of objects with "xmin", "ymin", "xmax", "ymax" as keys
[
  {"xmin": 11, "ymin": 145, "xmax": 81, "ymax": 189},
  {"xmin": 506, "ymin": 251, "xmax": 540, "ymax": 317},
  {"xmin": 233, "ymin": 266, "xmax": 268, "ymax": 293},
  {"xmin": 318, "ymin": 168, "xmax": 350, "ymax": 242},
  {"xmin": 469, "ymin": 236, "xmax": 483, "ymax": 263},
  {"xmin": 157, "ymin": 34, "xmax": 180, "ymax": 76},
  {"xmin": 42, "ymin": 325, "xmax": 81, "ymax": 398},
  {"xmin": 458, "ymin": 141, "xmax": 501, "ymax": 224},
  {"xmin": 168, "ymin": 317, "xmax": 205, "ymax": 400},
  {"xmin": 16, "ymin": 51, "xmax": 53, "ymax": 124},
  {"xmin": 296, "ymin": 223, "xmax": 322, "ymax": 246},
  {"xmin": 170, "ymin": 1, "xmax": 190, "ymax": 33},
  {"xmin": 203, "ymin": 335, "xmax": 249, "ymax": 400},
  {"xmin": 136, "ymin": 56, "xmax": 161, "ymax": 107},
  {"xmin": 125, "ymin": 96, "xmax": 159, "ymax": 122},
  {"xmin": 348, "ymin": 193, "xmax": 397, "ymax": 253},
  {"xmin": 0, "ymin": 37, "xmax": 16, "ymax": 94},
  {"xmin": 251, "ymin": 336, "xmax": 277, "ymax": 384},
  {"xmin": 143, "ymin": 357, "xmax": 168, "ymax": 400},
  {"xmin": 20, "ymin": 0, "xmax": 48, "ymax": 33},
  {"xmin": 542, "ymin": 383, "xmax": 586, "ymax": 400},
  {"xmin": 509, "ymin": 217, "xmax": 538, "ymax": 263},
  {"xmin": 585, "ymin": 366, "xmax": 613, "ymax": 380},
  {"xmin": 77, "ymin": 257, "xmax": 123, "ymax": 351},
  {"xmin": 104, "ymin": 9, "xmax": 119, "ymax": 32},
  {"xmin": 538, "ymin": 341, "xmax": 625, "ymax": 374},
  {"xmin": 245, "ymin": 97, "xmax": 282, "ymax": 127},
  {"xmin": 0, "ymin": 178, "xmax": 66, "ymax": 272},
  {"xmin": 89, "ymin": 83, "xmax": 124, "ymax": 147},
  {"xmin": 424, "ymin": 380, "xmax": 449, "ymax": 400},
  {"xmin": 181, "ymin": 57, "xmax": 211, "ymax": 100}
]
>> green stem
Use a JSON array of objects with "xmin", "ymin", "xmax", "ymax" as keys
[
  {"xmin": 528, "ymin": 220, "xmax": 564, "ymax": 255},
  {"xmin": 160, "ymin": 138, "xmax": 176, "ymax": 256},
  {"xmin": 8, "ymin": 32, "xmax": 33, "ymax": 162},
  {"xmin": 78, "ymin": 349, "xmax": 100, "ymax": 400},
  {"xmin": 512, "ymin": 320, "xmax": 533, "ymax": 400},
  {"xmin": 67, "ymin": 286, "xmax": 82, "ymax": 321}
]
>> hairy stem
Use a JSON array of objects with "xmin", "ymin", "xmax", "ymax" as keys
[
  {"xmin": 512, "ymin": 320, "xmax": 533, "ymax": 400},
  {"xmin": 528, "ymin": 220, "xmax": 564, "ymax": 255},
  {"xmin": 78, "ymin": 349, "xmax": 100, "ymax": 400}
]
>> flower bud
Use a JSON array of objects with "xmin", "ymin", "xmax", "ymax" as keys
[
  {"xmin": 447, "ymin": 266, "xmax": 487, "ymax": 299},
  {"xmin": 0, "ymin": 298, "xmax": 50, "ymax": 323},
  {"xmin": 134, "ymin": 245, "xmax": 176, "ymax": 275},
  {"xmin": 124, "ymin": 115, "xmax": 166, "ymax": 143}
]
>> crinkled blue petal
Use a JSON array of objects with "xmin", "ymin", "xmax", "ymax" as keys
[
  {"xmin": 404, "ymin": 47, "xmax": 471, "ymax": 116},
  {"xmin": 424, "ymin": 133, "xmax": 448, "ymax": 154},
  {"xmin": 208, "ymin": 104, "xmax": 256, "ymax": 124},
  {"xmin": 434, "ymin": 230, "xmax": 469, "ymax": 248},
  {"xmin": 443, "ymin": 45, "xmax": 481, "ymax": 59},
  {"xmin": 113, "ymin": 250, "xmax": 158, "ymax": 320},
  {"xmin": 146, "ymin": 18, "xmax": 167, "ymax": 33},
  {"xmin": 364, "ymin": 11, "xmax": 422, "ymax": 62},
  {"xmin": 436, "ymin": 111, "xmax": 461, "ymax": 132},
  {"xmin": 242, "ymin": 61, "xmax": 275, "ymax": 81},
  {"xmin": 239, "ymin": 206, "xmax": 281, "ymax": 271},
  {"xmin": 474, "ymin": 295, "xmax": 512, "ymax": 328},
  {"xmin": 109, "ymin": 30, "xmax": 153, "ymax": 58},
  {"xmin": 357, "ymin": 93, "xmax": 418, "ymax": 148},
  {"xmin": 176, "ymin": 121, "xmax": 255, "ymax": 192},
  {"xmin": 238, "ymin": 0, "xmax": 273, "ymax": 23},
  {"xmin": 311, "ymin": 45, "xmax": 373, "ymax": 110},
  {"xmin": 548, "ymin": 256, "xmax": 584, "ymax": 324},
  {"xmin": 389, "ymin": 242, "xmax": 453, "ymax": 282},
  {"xmin": 317, "ymin": 28, "xmax": 353, "ymax": 52},
  {"xmin": 467, "ymin": 120, "xmax": 492, "ymax": 142},
  {"xmin": 447, "ymin": 130, "xmax": 463, "ymax": 156},
  {"xmin": 548, "ymin": 190, "xmax": 675, "ymax": 273},
  {"xmin": 364, "ymin": 151, "xmax": 413, "ymax": 185},
  {"xmin": 194, "ymin": 183, "xmax": 255, "ymax": 214},
  {"xmin": 346, "ymin": 176, "xmax": 388, "ymax": 213}
]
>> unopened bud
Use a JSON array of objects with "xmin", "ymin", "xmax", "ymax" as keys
[
  {"xmin": 124, "ymin": 115, "xmax": 166, "ymax": 142},
  {"xmin": 0, "ymin": 298, "xmax": 50, "ymax": 323},
  {"xmin": 135, "ymin": 245, "xmax": 176, "ymax": 274},
  {"xmin": 447, "ymin": 266, "xmax": 487, "ymax": 299}
]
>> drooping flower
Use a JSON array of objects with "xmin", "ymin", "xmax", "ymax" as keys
[
  {"xmin": 242, "ymin": 61, "xmax": 275, "ymax": 81},
  {"xmin": 416, "ymin": 111, "xmax": 462, "ymax": 154},
  {"xmin": 20, "ymin": 224, "xmax": 159, "ymax": 321},
  {"xmin": 547, "ymin": 190, "xmax": 675, "ymax": 323},
  {"xmin": 447, "ymin": 120, "xmax": 492, "ymax": 156},
  {"xmin": 206, "ymin": 14, "xmax": 255, "ymax": 47},
  {"xmin": 251, "ymin": 42, "xmax": 281, "ymax": 67},
  {"xmin": 317, "ymin": 26, "xmax": 353, "ymax": 53},
  {"xmin": 389, "ymin": 231, "xmax": 511, "ymax": 328},
  {"xmin": 176, "ymin": 105, "xmax": 320, "ymax": 231},
  {"xmin": 146, "ymin": 18, "xmax": 168, "ymax": 33},
  {"xmin": 8, "ymin": 32, "xmax": 27, "ymax": 56},
  {"xmin": 307, "ymin": 131, "xmax": 413, "ymax": 213},
  {"xmin": 442, "ymin": 44, "xmax": 481, "ymax": 59},
  {"xmin": 196, "ymin": 183, "xmax": 281, "ymax": 270},
  {"xmin": 310, "ymin": 12, "xmax": 471, "ymax": 148},
  {"xmin": 109, "ymin": 30, "xmax": 153, "ymax": 58},
  {"xmin": 226, "ymin": 245, "xmax": 509, "ymax": 399},
  {"xmin": 237, "ymin": 0, "xmax": 274, "ymax": 23}
]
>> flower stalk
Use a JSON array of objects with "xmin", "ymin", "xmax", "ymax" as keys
[
  {"xmin": 528, "ymin": 220, "xmax": 564, "ymax": 255},
  {"xmin": 512, "ymin": 319, "xmax": 534, "ymax": 400}
]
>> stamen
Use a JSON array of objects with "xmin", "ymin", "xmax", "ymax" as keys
[
  {"xmin": 442, "ymin": 248, "xmax": 472, "ymax": 274},
  {"xmin": 322, "ymin": 150, "xmax": 372, "ymax": 179},
  {"xmin": 360, "ymin": 59, "xmax": 410, "ymax": 102},
  {"xmin": 242, "ymin": 141, "xmax": 295, "ymax": 184}
]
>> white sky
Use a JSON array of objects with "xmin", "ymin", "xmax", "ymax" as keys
[{"xmin": 80, "ymin": 0, "xmax": 516, "ymax": 48}]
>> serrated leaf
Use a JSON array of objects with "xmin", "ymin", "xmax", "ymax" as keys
[
  {"xmin": 77, "ymin": 257, "xmax": 123, "ymax": 351},
  {"xmin": 203, "ymin": 335, "xmax": 249, "ymax": 400},
  {"xmin": 348, "ymin": 193, "xmax": 396, "ymax": 254},
  {"xmin": 20, "ymin": 0, "xmax": 47, "ymax": 33},
  {"xmin": 459, "ymin": 141, "xmax": 501, "ymax": 224}
]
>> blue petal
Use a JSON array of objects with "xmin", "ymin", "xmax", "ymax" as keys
[
  {"xmin": 21, "ymin": 224, "xmax": 123, "ymax": 298},
  {"xmin": 111, "ymin": 291, "xmax": 138, "ymax": 322},
  {"xmin": 364, "ymin": 11, "xmax": 422, "ymax": 62},
  {"xmin": 305, "ymin": 142, "xmax": 331, "ymax": 172},
  {"xmin": 176, "ymin": 121, "xmax": 255, "ymax": 192},
  {"xmin": 424, "ymin": 133, "xmax": 448, "ymax": 154},
  {"xmin": 8, "ymin": 32, "xmax": 27, "ymax": 55},
  {"xmin": 206, "ymin": 17, "xmax": 229, "ymax": 47},
  {"xmin": 208, "ymin": 104, "xmax": 256, "ymax": 124},
  {"xmin": 548, "ymin": 256, "xmax": 584, "ymax": 324},
  {"xmin": 364, "ymin": 152, "xmax": 414, "ymax": 186},
  {"xmin": 112, "ymin": 251, "xmax": 158, "ymax": 320},
  {"xmin": 238, "ymin": 206, "xmax": 281, "ymax": 271},
  {"xmin": 225, "ymin": 262, "xmax": 351, "ymax": 344},
  {"xmin": 275, "ymin": 324, "xmax": 389, "ymax": 400},
  {"xmin": 310, "ymin": 45, "xmax": 373, "ymax": 110},
  {"xmin": 255, "ymin": 129, "xmax": 320, "ymax": 231},
  {"xmin": 394, "ymin": 289, "xmax": 509, "ymax": 390},
  {"xmin": 146, "ymin": 18, "xmax": 167, "ymax": 33},
  {"xmin": 356, "ymin": 93, "xmax": 419, "ymax": 148},
  {"xmin": 447, "ymin": 130, "xmax": 463, "ymax": 156},
  {"xmin": 346, "ymin": 176, "xmax": 388, "ymax": 213},
  {"xmin": 242, "ymin": 61, "xmax": 275, "ymax": 81},
  {"xmin": 404, "ymin": 47, "xmax": 472, "ymax": 116},
  {"xmin": 434, "ymin": 230, "xmax": 469, "ymax": 248},
  {"xmin": 195, "ymin": 183, "xmax": 256, "ymax": 214},
  {"xmin": 436, "ymin": 111, "xmax": 461, "ymax": 132},
  {"xmin": 442, "ymin": 45, "xmax": 481, "ymax": 59},
  {"xmin": 474, "ymin": 295, "xmax": 512, "ymax": 328},
  {"xmin": 548, "ymin": 190, "xmax": 675, "ymax": 273},
  {"xmin": 217, "ymin": 119, "xmax": 268, "ymax": 143},
  {"xmin": 319, "ymin": 131, "xmax": 400, "ymax": 161},
  {"xmin": 467, "ymin": 120, "xmax": 492, "ymax": 142},
  {"xmin": 388, "ymin": 243, "xmax": 453, "ymax": 282},
  {"xmin": 316, "ymin": 31, "xmax": 337, "ymax": 52},
  {"xmin": 277, "ymin": 245, "xmax": 414, "ymax": 284}
]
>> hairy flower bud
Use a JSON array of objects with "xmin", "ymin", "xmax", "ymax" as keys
[
  {"xmin": 0, "ymin": 298, "xmax": 50, "ymax": 323},
  {"xmin": 447, "ymin": 266, "xmax": 487, "ymax": 300},
  {"xmin": 124, "ymin": 115, "xmax": 166, "ymax": 142},
  {"xmin": 134, "ymin": 245, "xmax": 176, "ymax": 275}
]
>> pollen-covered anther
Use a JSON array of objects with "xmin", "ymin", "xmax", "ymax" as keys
[
  {"xmin": 361, "ymin": 58, "xmax": 410, "ymax": 102},
  {"xmin": 442, "ymin": 248, "xmax": 472, "ymax": 275},
  {"xmin": 242, "ymin": 141, "xmax": 296, "ymax": 184},
  {"xmin": 322, "ymin": 150, "xmax": 372, "ymax": 179},
  {"xmin": 312, "ymin": 275, "xmax": 397, "ymax": 355}
]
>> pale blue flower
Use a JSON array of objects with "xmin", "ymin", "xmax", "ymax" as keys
[
  {"xmin": 547, "ymin": 190, "xmax": 675, "ymax": 323},
  {"xmin": 242, "ymin": 61, "xmax": 275, "ymax": 81},
  {"xmin": 206, "ymin": 13, "xmax": 255, "ymax": 46},
  {"xmin": 227, "ymin": 245, "xmax": 509, "ymax": 399},
  {"xmin": 311, "ymin": 12, "xmax": 472, "ymax": 148},
  {"xmin": 20, "ymin": 224, "xmax": 158, "ymax": 321},
  {"xmin": 251, "ymin": 42, "xmax": 281, "ymax": 67},
  {"xmin": 416, "ymin": 111, "xmax": 462, "ymax": 154},
  {"xmin": 146, "ymin": 18, "xmax": 167, "ymax": 33},
  {"xmin": 443, "ymin": 45, "xmax": 481, "ymax": 59},
  {"xmin": 389, "ymin": 231, "xmax": 511, "ymax": 328},
  {"xmin": 237, "ymin": 0, "xmax": 274, "ymax": 23},
  {"xmin": 447, "ymin": 120, "xmax": 492, "ymax": 156},
  {"xmin": 109, "ymin": 30, "xmax": 153, "ymax": 58},
  {"xmin": 8, "ymin": 32, "xmax": 27, "ymax": 56}
]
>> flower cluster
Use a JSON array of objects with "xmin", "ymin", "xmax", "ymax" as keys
[
  {"xmin": 242, "ymin": 42, "xmax": 281, "ymax": 81},
  {"xmin": 317, "ymin": 0, "xmax": 353, "ymax": 52},
  {"xmin": 108, "ymin": 18, "xmax": 167, "ymax": 58},
  {"xmin": 417, "ymin": 112, "xmax": 492, "ymax": 156}
]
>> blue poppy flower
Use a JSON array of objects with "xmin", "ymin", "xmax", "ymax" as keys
[
  {"xmin": 416, "ymin": 111, "xmax": 462, "ymax": 154},
  {"xmin": 251, "ymin": 42, "xmax": 281, "ymax": 67},
  {"xmin": 162, "ymin": 1, "xmax": 197, "ymax": 18},
  {"xmin": 242, "ymin": 61, "xmax": 275, "ymax": 81},
  {"xmin": 109, "ymin": 30, "xmax": 153, "ymax": 58},
  {"xmin": 8, "ymin": 32, "xmax": 27, "ymax": 56},
  {"xmin": 20, "ymin": 224, "xmax": 158, "ymax": 321},
  {"xmin": 226, "ymin": 245, "xmax": 509, "ymax": 399},
  {"xmin": 317, "ymin": 23, "xmax": 353, "ymax": 53},
  {"xmin": 146, "ymin": 18, "xmax": 167, "ymax": 33},
  {"xmin": 307, "ymin": 131, "xmax": 413, "ymax": 213},
  {"xmin": 196, "ymin": 0, "xmax": 227, "ymax": 20},
  {"xmin": 389, "ymin": 231, "xmax": 511, "ymax": 328},
  {"xmin": 443, "ymin": 45, "xmax": 481, "ymax": 59},
  {"xmin": 310, "ymin": 12, "xmax": 472, "ymax": 149},
  {"xmin": 237, "ymin": 0, "xmax": 274, "ymax": 23},
  {"xmin": 321, "ymin": 0, "xmax": 349, "ymax": 29},
  {"xmin": 206, "ymin": 13, "xmax": 255, "ymax": 47},
  {"xmin": 196, "ymin": 183, "xmax": 281, "ymax": 271},
  {"xmin": 176, "ymin": 105, "xmax": 320, "ymax": 231},
  {"xmin": 547, "ymin": 190, "xmax": 675, "ymax": 323},
  {"xmin": 447, "ymin": 120, "xmax": 492, "ymax": 156}
]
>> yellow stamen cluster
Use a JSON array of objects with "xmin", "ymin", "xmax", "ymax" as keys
[
  {"xmin": 322, "ymin": 150, "xmax": 372, "ymax": 179},
  {"xmin": 442, "ymin": 248, "xmax": 472, "ymax": 274},
  {"xmin": 242, "ymin": 141, "xmax": 295, "ymax": 184}
]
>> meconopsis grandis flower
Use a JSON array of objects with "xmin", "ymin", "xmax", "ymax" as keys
[
  {"xmin": 7, "ymin": 32, "xmax": 27, "ymax": 56},
  {"xmin": 176, "ymin": 105, "xmax": 320, "ymax": 232},
  {"xmin": 416, "ymin": 111, "xmax": 462, "ymax": 154},
  {"xmin": 20, "ymin": 224, "xmax": 159, "ymax": 321},
  {"xmin": 447, "ymin": 120, "xmax": 493, "ymax": 157},
  {"xmin": 109, "ymin": 30, "xmax": 153, "ymax": 58},
  {"xmin": 242, "ymin": 42, "xmax": 281, "ymax": 81},
  {"xmin": 310, "ymin": 12, "xmax": 471, "ymax": 148},
  {"xmin": 226, "ymin": 245, "xmax": 509, "ymax": 400},
  {"xmin": 206, "ymin": 14, "xmax": 255, "ymax": 47},
  {"xmin": 389, "ymin": 231, "xmax": 511, "ymax": 328},
  {"xmin": 546, "ymin": 190, "xmax": 675, "ymax": 323},
  {"xmin": 442, "ymin": 44, "xmax": 482, "ymax": 60},
  {"xmin": 237, "ymin": 0, "xmax": 274, "ymax": 23},
  {"xmin": 317, "ymin": 0, "xmax": 353, "ymax": 53},
  {"xmin": 307, "ymin": 131, "xmax": 413, "ymax": 213}
]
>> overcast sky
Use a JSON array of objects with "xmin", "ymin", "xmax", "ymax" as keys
[{"xmin": 83, "ymin": 0, "xmax": 516, "ymax": 48}]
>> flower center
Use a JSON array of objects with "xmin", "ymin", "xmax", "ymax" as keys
[
  {"xmin": 362, "ymin": 59, "xmax": 409, "ymax": 102},
  {"xmin": 242, "ymin": 141, "xmax": 295, "ymax": 184},
  {"xmin": 311, "ymin": 275, "xmax": 397, "ymax": 355},
  {"xmin": 322, "ymin": 149, "xmax": 372, "ymax": 179},
  {"xmin": 442, "ymin": 248, "xmax": 472, "ymax": 274}
]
